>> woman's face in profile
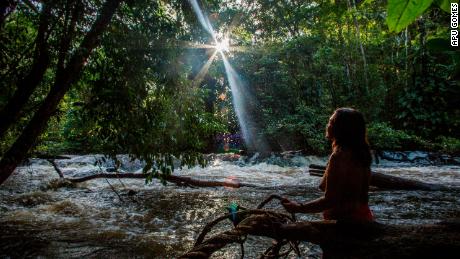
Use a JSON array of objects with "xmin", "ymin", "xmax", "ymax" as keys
[
  {"xmin": 326, "ymin": 111, "xmax": 337, "ymax": 141},
  {"xmin": 326, "ymin": 114, "xmax": 335, "ymax": 141}
]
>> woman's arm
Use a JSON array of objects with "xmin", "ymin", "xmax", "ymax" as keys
[
  {"xmin": 282, "ymin": 196, "xmax": 330, "ymax": 213},
  {"xmin": 283, "ymin": 153, "xmax": 343, "ymax": 213},
  {"xmin": 319, "ymin": 173, "xmax": 326, "ymax": 191}
]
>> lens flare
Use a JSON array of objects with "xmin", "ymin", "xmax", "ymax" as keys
[
  {"xmin": 188, "ymin": 0, "xmax": 269, "ymax": 152},
  {"xmin": 224, "ymin": 175, "xmax": 240, "ymax": 190},
  {"xmin": 215, "ymin": 38, "xmax": 230, "ymax": 53}
]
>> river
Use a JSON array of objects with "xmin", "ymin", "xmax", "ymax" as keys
[{"xmin": 0, "ymin": 153, "xmax": 459, "ymax": 258}]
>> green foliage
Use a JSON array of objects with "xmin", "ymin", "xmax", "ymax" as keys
[
  {"xmin": 435, "ymin": 136, "xmax": 460, "ymax": 154},
  {"xmin": 265, "ymin": 105, "xmax": 329, "ymax": 154},
  {"xmin": 386, "ymin": 0, "xmax": 433, "ymax": 33},
  {"xmin": 2, "ymin": 0, "xmax": 459, "ymax": 167},
  {"xmin": 435, "ymin": 0, "xmax": 458, "ymax": 13},
  {"xmin": 367, "ymin": 122, "xmax": 423, "ymax": 150},
  {"xmin": 386, "ymin": 0, "xmax": 458, "ymax": 32}
]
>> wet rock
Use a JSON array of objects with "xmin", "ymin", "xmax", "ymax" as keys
[
  {"xmin": 379, "ymin": 151, "xmax": 460, "ymax": 165},
  {"xmin": 381, "ymin": 151, "xmax": 409, "ymax": 162},
  {"xmin": 407, "ymin": 151, "xmax": 429, "ymax": 161}
]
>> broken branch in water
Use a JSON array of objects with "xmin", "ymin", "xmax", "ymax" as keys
[
  {"xmin": 47, "ymin": 159, "xmax": 64, "ymax": 178},
  {"xmin": 190, "ymin": 194, "xmax": 300, "ymax": 259},
  {"xmin": 181, "ymin": 193, "xmax": 460, "ymax": 258},
  {"xmin": 195, "ymin": 195, "xmax": 294, "ymax": 247}
]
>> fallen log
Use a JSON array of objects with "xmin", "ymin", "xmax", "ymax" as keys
[
  {"xmin": 181, "ymin": 213, "xmax": 460, "ymax": 258},
  {"xmin": 50, "ymin": 162, "xmax": 455, "ymax": 191},
  {"xmin": 33, "ymin": 154, "xmax": 71, "ymax": 160},
  {"xmin": 64, "ymin": 173, "xmax": 330, "ymax": 193},
  {"xmin": 65, "ymin": 172, "xmax": 258, "ymax": 188},
  {"xmin": 309, "ymin": 164, "xmax": 453, "ymax": 191},
  {"xmin": 48, "ymin": 160, "xmax": 258, "ymax": 189}
]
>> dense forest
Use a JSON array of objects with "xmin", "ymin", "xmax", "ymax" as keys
[
  {"xmin": 1, "ymin": 0, "xmax": 459, "ymax": 179},
  {"xmin": 1, "ymin": 1, "xmax": 460, "ymax": 258}
]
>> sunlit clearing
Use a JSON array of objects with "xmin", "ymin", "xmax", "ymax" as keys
[{"xmin": 215, "ymin": 38, "xmax": 230, "ymax": 53}]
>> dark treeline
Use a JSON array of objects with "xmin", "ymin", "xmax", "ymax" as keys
[{"xmin": 0, "ymin": 0, "xmax": 459, "ymax": 183}]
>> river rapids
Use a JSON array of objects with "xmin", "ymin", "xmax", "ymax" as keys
[{"xmin": 0, "ymin": 153, "xmax": 459, "ymax": 258}]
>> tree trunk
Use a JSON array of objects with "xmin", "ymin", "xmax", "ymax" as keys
[
  {"xmin": 349, "ymin": 0, "xmax": 369, "ymax": 94},
  {"xmin": 0, "ymin": 0, "xmax": 124, "ymax": 185},
  {"xmin": 308, "ymin": 164, "xmax": 453, "ymax": 191},
  {"xmin": 0, "ymin": 2, "xmax": 52, "ymax": 140},
  {"xmin": 64, "ymin": 172, "xmax": 258, "ymax": 188},
  {"xmin": 181, "ymin": 213, "xmax": 460, "ymax": 258},
  {"xmin": 418, "ymin": 18, "xmax": 428, "ymax": 85},
  {"xmin": 404, "ymin": 27, "xmax": 409, "ymax": 87}
]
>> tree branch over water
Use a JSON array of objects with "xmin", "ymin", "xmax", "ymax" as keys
[
  {"xmin": 180, "ymin": 214, "xmax": 460, "ymax": 258},
  {"xmin": 181, "ymin": 193, "xmax": 460, "ymax": 258},
  {"xmin": 56, "ymin": 166, "xmax": 456, "ymax": 192}
]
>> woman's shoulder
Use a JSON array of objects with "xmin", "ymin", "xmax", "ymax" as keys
[
  {"xmin": 330, "ymin": 147, "xmax": 353, "ymax": 161},
  {"xmin": 330, "ymin": 147, "xmax": 371, "ymax": 171}
]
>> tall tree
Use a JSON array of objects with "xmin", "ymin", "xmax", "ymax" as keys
[
  {"xmin": 0, "ymin": 0, "xmax": 124, "ymax": 185},
  {"xmin": 0, "ymin": 1, "xmax": 53, "ymax": 140}
]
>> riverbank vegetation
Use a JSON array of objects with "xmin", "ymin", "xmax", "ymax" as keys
[{"xmin": 1, "ymin": 0, "xmax": 459, "ymax": 183}]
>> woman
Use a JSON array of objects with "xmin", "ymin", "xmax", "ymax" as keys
[{"xmin": 282, "ymin": 108, "xmax": 373, "ymax": 221}]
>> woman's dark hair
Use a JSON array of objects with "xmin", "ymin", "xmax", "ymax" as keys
[{"xmin": 326, "ymin": 108, "xmax": 372, "ymax": 167}]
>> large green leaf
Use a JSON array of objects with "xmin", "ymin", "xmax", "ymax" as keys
[
  {"xmin": 435, "ymin": 0, "xmax": 459, "ymax": 13},
  {"xmin": 386, "ymin": 0, "xmax": 433, "ymax": 33}
]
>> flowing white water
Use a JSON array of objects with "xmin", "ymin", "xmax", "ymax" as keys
[{"xmin": 0, "ymin": 154, "xmax": 459, "ymax": 258}]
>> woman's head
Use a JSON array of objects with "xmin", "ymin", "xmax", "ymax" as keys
[{"xmin": 326, "ymin": 108, "xmax": 371, "ymax": 166}]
